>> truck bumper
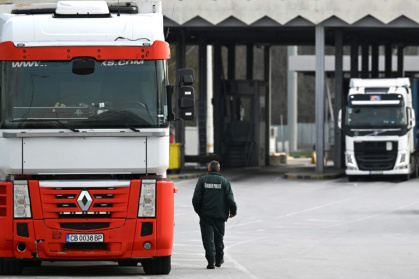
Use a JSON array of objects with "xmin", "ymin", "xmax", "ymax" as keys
[
  {"xmin": 11, "ymin": 218, "xmax": 169, "ymax": 260},
  {"xmin": 346, "ymin": 168, "xmax": 410, "ymax": 176}
]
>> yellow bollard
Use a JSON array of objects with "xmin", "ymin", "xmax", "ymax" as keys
[{"xmin": 311, "ymin": 151, "xmax": 316, "ymax": 164}]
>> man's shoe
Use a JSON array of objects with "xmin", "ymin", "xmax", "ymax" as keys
[
  {"xmin": 215, "ymin": 259, "xmax": 224, "ymax": 267},
  {"xmin": 207, "ymin": 263, "xmax": 215, "ymax": 269}
]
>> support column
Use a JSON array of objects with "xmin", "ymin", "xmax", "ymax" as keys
[
  {"xmin": 287, "ymin": 46, "xmax": 298, "ymax": 151},
  {"xmin": 385, "ymin": 43, "xmax": 392, "ymax": 77},
  {"xmin": 175, "ymin": 29, "xmax": 186, "ymax": 171},
  {"xmin": 334, "ymin": 29, "xmax": 343, "ymax": 169},
  {"xmin": 361, "ymin": 42, "xmax": 369, "ymax": 78},
  {"xmin": 397, "ymin": 45, "xmax": 404, "ymax": 77},
  {"xmin": 207, "ymin": 45, "xmax": 214, "ymax": 154},
  {"xmin": 371, "ymin": 42, "xmax": 379, "ymax": 78},
  {"xmin": 213, "ymin": 41, "xmax": 223, "ymax": 155},
  {"xmin": 350, "ymin": 37, "xmax": 359, "ymax": 78},
  {"xmin": 315, "ymin": 25, "xmax": 325, "ymax": 173},
  {"xmin": 227, "ymin": 44, "xmax": 235, "ymax": 80},
  {"xmin": 246, "ymin": 44, "xmax": 253, "ymax": 80},
  {"xmin": 264, "ymin": 45, "xmax": 272, "ymax": 166},
  {"xmin": 198, "ymin": 38, "xmax": 207, "ymax": 155}
]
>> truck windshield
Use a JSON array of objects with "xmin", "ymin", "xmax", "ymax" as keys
[
  {"xmin": 1, "ymin": 59, "xmax": 168, "ymax": 129},
  {"xmin": 346, "ymin": 106, "xmax": 406, "ymax": 127}
]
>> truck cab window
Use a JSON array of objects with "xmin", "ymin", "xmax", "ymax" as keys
[{"xmin": 1, "ymin": 60, "xmax": 168, "ymax": 129}]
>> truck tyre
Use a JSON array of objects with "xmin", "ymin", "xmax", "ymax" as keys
[
  {"xmin": 412, "ymin": 156, "xmax": 419, "ymax": 178},
  {"xmin": 401, "ymin": 174, "xmax": 410, "ymax": 182},
  {"xmin": 142, "ymin": 256, "xmax": 171, "ymax": 275},
  {"xmin": 348, "ymin": 176, "xmax": 358, "ymax": 182},
  {"xmin": 0, "ymin": 258, "xmax": 24, "ymax": 275},
  {"xmin": 24, "ymin": 260, "xmax": 42, "ymax": 268}
]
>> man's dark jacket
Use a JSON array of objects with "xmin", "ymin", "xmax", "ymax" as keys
[{"xmin": 192, "ymin": 171, "xmax": 237, "ymax": 221}]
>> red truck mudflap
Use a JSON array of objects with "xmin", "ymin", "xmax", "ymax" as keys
[{"xmin": 0, "ymin": 179, "xmax": 175, "ymax": 260}]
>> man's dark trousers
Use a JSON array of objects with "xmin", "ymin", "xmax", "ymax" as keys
[{"xmin": 200, "ymin": 215, "xmax": 225, "ymax": 265}]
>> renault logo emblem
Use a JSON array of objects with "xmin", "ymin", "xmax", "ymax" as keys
[{"xmin": 77, "ymin": 190, "xmax": 93, "ymax": 212}]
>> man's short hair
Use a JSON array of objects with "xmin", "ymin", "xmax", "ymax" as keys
[{"xmin": 208, "ymin": 160, "xmax": 220, "ymax": 172}]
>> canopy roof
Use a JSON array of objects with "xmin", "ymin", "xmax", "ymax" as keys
[{"xmin": 162, "ymin": 0, "xmax": 419, "ymax": 27}]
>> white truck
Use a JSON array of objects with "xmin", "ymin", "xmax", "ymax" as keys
[
  {"xmin": 339, "ymin": 78, "xmax": 418, "ymax": 181},
  {"xmin": 0, "ymin": 1, "xmax": 194, "ymax": 275}
]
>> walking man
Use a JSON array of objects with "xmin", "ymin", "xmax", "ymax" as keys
[{"xmin": 192, "ymin": 160, "xmax": 237, "ymax": 269}]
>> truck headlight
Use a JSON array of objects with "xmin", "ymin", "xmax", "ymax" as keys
[
  {"xmin": 346, "ymin": 154, "xmax": 354, "ymax": 165},
  {"xmin": 399, "ymin": 154, "xmax": 406, "ymax": 164},
  {"xmin": 14, "ymin": 181, "xmax": 32, "ymax": 218},
  {"xmin": 138, "ymin": 180, "xmax": 156, "ymax": 218}
]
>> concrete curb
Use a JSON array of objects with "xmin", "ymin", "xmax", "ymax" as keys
[
  {"xmin": 167, "ymin": 166, "xmax": 346, "ymax": 180},
  {"xmin": 284, "ymin": 170, "xmax": 345, "ymax": 180},
  {"xmin": 167, "ymin": 172, "xmax": 204, "ymax": 180}
]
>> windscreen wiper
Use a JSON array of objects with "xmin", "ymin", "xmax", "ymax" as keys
[
  {"xmin": 53, "ymin": 118, "xmax": 80, "ymax": 132},
  {"xmin": 117, "ymin": 121, "xmax": 139, "ymax": 132},
  {"xmin": 89, "ymin": 110, "xmax": 145, "ymax": 131}
]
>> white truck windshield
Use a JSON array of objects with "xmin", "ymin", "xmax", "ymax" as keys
[
  {"xmin": 1, "ymin": 59, "xmax": 168, "ymax": 129},
  {"xmin": 346, "ymin": 106, "xmax": 406, "ymax": 127}
]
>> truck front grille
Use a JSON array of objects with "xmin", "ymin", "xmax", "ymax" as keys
[
  {"xmin": 354, "ymin": 141, "xmax": 398, "ymax": 171},
  {"xmin": 40, "ymin": 184, "xmax": 130, "ymax": 219}
]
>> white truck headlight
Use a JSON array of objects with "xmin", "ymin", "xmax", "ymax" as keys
[
  {"xmin": 346, "ymin": 154, "xmax": 354, "ymax": 165},
  {"xmin": 345, "ymin": 154, "xmax": 358, "ymax": 170},
  {"xmin": 14, "ymin": 181, "xmax": 32, "ymax": 218},
  {"xmin": 399, "ymin": 153, "xmax": 406, "ymax": 164},
  {"xmin": 138, "ymin": 180, "xmax": 156, "ymax": 217}
]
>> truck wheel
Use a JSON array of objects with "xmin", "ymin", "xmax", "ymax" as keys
[
  {"xmin": 412, "ymin": 156, "xmax": 419, "ymax": 178},
  {"xmin": 401, "ymin": 174, "xmax": 410, "ymax": 182},
  {"xmin": 24, "ymin": 260, "xmax": 42, "ymax": 268},
  {"xmin": 348, "ymin": 176, "xmax": 358, "ymax": 182},
  {"xmin": 0, "ymin": 258, "xmax": 24, "ymax": 275},
  {"xmin": 142, "ymin": 256, "xmax": 171, "ymax": 275}
]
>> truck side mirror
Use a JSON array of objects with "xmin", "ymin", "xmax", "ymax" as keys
[
  {"xmin": 166, "ymin": 85, "xmax": 175, "ymax": 121},
  {"xmin": 407, "ymin": 107, "xmax": 414, "ymax": 129},
  {"xmin": 178, "ymin": 68, "xmax": 195, "ymax": 120},
  {"xmin": 179, "ymin": 68, "xmax": 194, "ymax": 86},
  {"xmin": 178, "ymin": 86, "xmax": 194, "ymax": 120}
]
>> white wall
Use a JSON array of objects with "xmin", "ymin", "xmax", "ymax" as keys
[
  {"xmin": 185, "ymin": 126, "xmax": 199, "ymax": 156},
  {"xmin": 185, "ymin": 124, "xmax": 326, "ymax": 156}
]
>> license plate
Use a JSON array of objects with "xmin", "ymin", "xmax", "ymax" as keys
[
  {"xmin": 370, "ymin": 171, "xmax": 383, "ymax": 175},
  {"xmin": 66, "ymin": 234, "xmax": 104, "ymax": 243}
]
